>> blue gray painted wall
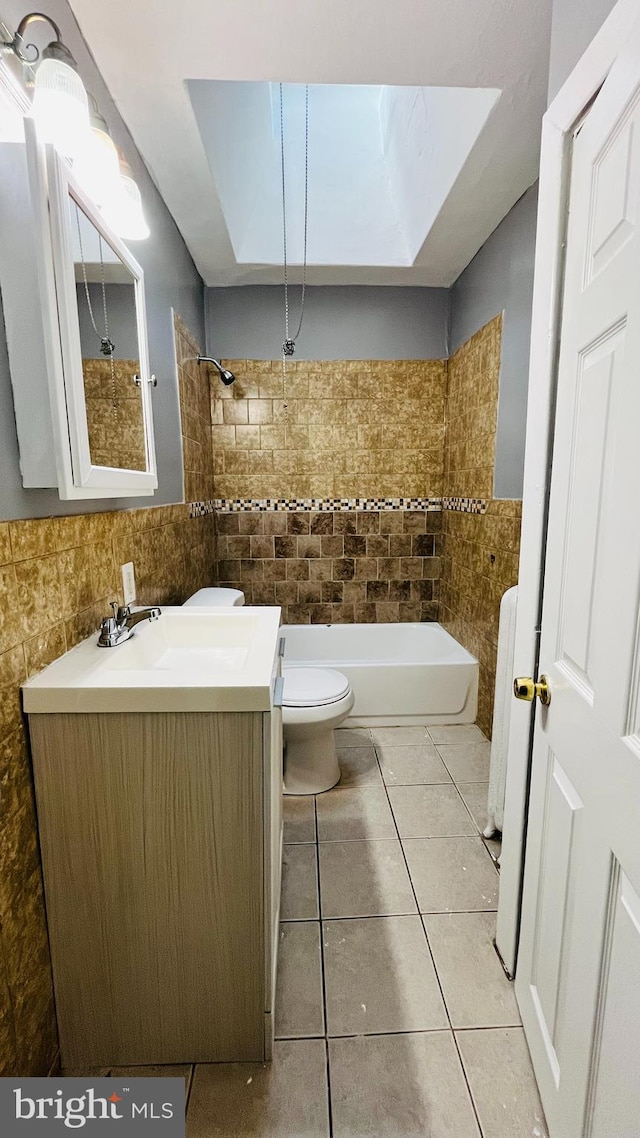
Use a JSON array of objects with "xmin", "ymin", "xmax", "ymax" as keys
[
  {"xmin": 450, "ymin": 184, "xmax": 538, "ymax": 499},
  {"xmin": 205, "ymin": 285, "xmax": 450, "ymax": 361},
  {"xmin": 0, "ymin": 0, "xmax": 204, "ymax": 521}
]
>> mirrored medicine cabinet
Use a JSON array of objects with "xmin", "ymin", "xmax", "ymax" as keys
[{"xmin": 0, "ymin": 118, "xmax": 157, "ymax": 499}]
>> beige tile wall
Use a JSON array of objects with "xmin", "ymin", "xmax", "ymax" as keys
[
  {"xmin": 0, "ymin": 504, "xmax": 216, "ymax": 1077},
  {"xmin": 83, "ymin": 358, "xmax": 146, "ymax": 470},
  {"xmin": 217, "ymin": 509, "xmax": 441, "ymax": 624},
  {"xmin": 175, "ymin": 315, "xmax": 216, "ymax": 503},
  {"xmin": 211, "ymin": 360, "xmax": 447, "ymax": 501},
  {"xmin": 439, "ymin": 316, "xmax": 522, "ymax": 738},
  {"xmin": 443, "ymin": 316, "xmax": 501, "ymax": 500},
  {"xmin": 440, "ymin": 502, "xmax": 521, "ymax": 736}
]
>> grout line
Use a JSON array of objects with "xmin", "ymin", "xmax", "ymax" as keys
[
  {"xmin": 320, "ymin": 907, "xmax": 497, "ymax": 920},
  {"xmin": 276, "ymin": 1027, "xmax": 473, "ymax": 1042},
  {"xmin": 432, "ymin": 748, "xmax": 502, "ymax": 877},
  {"xmin": 314, "ymin": 794, "xmax": 334, "ymax": 1138},
  {"xmin": 376, "ymin": 745, "xmax": 487, "ymax": 1138}
]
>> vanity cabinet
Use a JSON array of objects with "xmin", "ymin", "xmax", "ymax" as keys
[{"xmin": 25, "ymin": 619, "xmax": 284, "ymax": 1068}]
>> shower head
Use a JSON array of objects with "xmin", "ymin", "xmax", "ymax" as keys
[{"xmin": 196, "ymin": 355, "xmax": 235, "ymax": 385}]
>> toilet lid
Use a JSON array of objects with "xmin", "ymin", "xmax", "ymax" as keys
[{"xmin": 283, "ymin": 667, "xmax": 350, "ymax": 707}]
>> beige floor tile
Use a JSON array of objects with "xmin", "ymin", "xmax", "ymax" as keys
[
  {"xmin": 316, "ymin": 787, "xmax": 396, "ymax": 841},
  {"xmin": 436, "ymin": 741, "xmax": 491, "ymax": 782},
  {"xmin": 335, "ymin": 728, "xmax": 371, "ymax": 747},
  {"xmin": 376, "ymin": 743, "xmax": 451, "ymax": 785},
  {"xmin": 403, "ymin": 837, "xmax": 499, "ymax": 913},
  {"xmin": 370, "ymin": 726, "xmax": 430, "ymax": 746},
  {"xmin": 323, "ymin": 916, "xmax": 447, "ymax": 1036},
  {"xmin": 329, "ymin": 1032, "xmax": 480, "ymax": 1138},
  {"xmin": 275, "ymin": 922, "xmax": 324, "ymax": 1039},
  {"xmin": 336, "ymin": 746, "xmax": 383, "ymax": 787},
  {"xmin": 457, "ymin": 782, "xmax": 502, "ymax": 859},
  {"xmin": 319, "ymin": 839, "xmax": 417, "ymax": 918},
  {"xmin": 388, "ymin": 785, "xmax": 476, "ymax": 838},
  {"xmin": 187, "ymin": 1039, "xmax": 329, "ymax": 1137},
  {"xmin": 281, "ymin": 844, "xmax": 319, "ymax": 920},
  {"xmin": 424, "ymin": 912, "xmax": 521, "ymax": 1028},
  {"xmin": 282, "ymin": 795, "xmax": 316, "ymax": 843},
  {"xmin": 427, "ymin": 724, "xmax": 486, "ymax": 744},
  {"xmin": 109, "ymin": 1065, "xmax": 192, "ymax": 1096},
  {"xmin": 456, "ymin": 1028, "xmax": 549, "ymax": 1138},
  {"xmin": 456, "ymin": 782, "xmax": 491, "ymax": 830}
]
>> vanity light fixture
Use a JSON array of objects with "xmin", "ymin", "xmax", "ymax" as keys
[
  {"xmin": 2, "ymin": 12, "xmax": 89, "ymax": 159},
  {"xmin": 1, "ymin": 11, "xmax": 150, "ymax": 240},
  {"xmin": 72, "ymin": 93, "xmax": 121, "ymax": 209},
  {"xmin": 107, "ymin": 153, "xmax": 150, "ymax": 241}
]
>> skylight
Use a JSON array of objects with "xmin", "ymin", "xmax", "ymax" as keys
[{"xmin": 187, "ymin": 80, "xmax": 500, "ymax": 268}]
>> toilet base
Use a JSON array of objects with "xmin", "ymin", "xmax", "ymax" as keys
[{"xmin": 283, "ymin": 732, "xmax": 341, "ymax": 795}]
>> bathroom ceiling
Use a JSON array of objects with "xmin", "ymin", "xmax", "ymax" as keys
[{"xmin": 68, "ymin": 0, "xmax": 552, "ymax": 287}]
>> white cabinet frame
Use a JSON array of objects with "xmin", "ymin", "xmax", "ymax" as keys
[{"xmin": 27, "ymin": 120, "xmax": 157, "ymax": 498}]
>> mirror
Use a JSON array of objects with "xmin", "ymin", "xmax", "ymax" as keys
[
  {"xmin": 8, "ymin": 120, "xmax": 158, "ymax": 499},
  {"xmin": 71, "ymin": 200, "xmax": 146, "ymax": 471}
]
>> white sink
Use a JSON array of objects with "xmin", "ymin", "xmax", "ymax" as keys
[{"xmin": 23, "ymin": 606, "xmax": 282, "ymax": 714}]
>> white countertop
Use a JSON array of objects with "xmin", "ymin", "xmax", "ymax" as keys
[{"xmin": 23, "ymin": 606, "xmax": 282, "ymax": 714}]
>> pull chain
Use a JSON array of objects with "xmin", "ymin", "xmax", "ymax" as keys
[
  {"xmin": 75, "ymin": 203, "xmax": 118, "ymax": 413},
  {"xmin": 280, "ymin": 82, "xmax": 309, "ymax": 418}
]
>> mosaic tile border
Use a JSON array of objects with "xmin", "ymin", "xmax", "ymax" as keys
[
  {"xmin": 189, "ymin": 496, "xmax": 488, "ymax": 517},
  {"xmin": 441, "ymin": 497, "xmax": 488, "ymax": 514},
  {"xmin": 189, "ymin": 497, "xmax": 443, "ymax": 517}
]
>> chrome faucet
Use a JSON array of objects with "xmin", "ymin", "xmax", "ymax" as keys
[{"xmin": 97, "ymin": 602, "xmax": 161, "ymax": 648}]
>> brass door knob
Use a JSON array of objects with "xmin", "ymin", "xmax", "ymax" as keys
[{"xmin": 513, "ymin": 675, "xmax": 551, "ymax": 706}]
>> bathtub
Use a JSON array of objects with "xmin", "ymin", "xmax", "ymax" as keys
[{"xmin": 280, "ymin": 622, "xmax": 478, "ymax": 728}]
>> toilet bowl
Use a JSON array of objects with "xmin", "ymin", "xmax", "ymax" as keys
[
  {"xmin": 282, "ymin": 667, "xmax": 355, "ymax": 795},
  {"xmin": 183, "ymin": 587, "xmax": 245, "ymax": 606}
]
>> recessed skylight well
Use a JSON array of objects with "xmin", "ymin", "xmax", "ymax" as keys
[{"xmin": 187, "ymin": 80, "xmax": 500, "ymax": 269}]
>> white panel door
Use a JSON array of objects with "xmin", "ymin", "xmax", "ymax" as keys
[{"xmin": 516, "ymin": 20, "xmax": 640, "ymax": 1138}]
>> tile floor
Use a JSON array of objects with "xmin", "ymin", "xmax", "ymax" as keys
[{"xmin": 65, "ymin": 724, "xmax": 549, "ymax": 1138}]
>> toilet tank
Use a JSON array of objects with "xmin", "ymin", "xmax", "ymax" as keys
[{"xmin": 183, "ymin": 587, "xmax": 245, "ymax": 607}]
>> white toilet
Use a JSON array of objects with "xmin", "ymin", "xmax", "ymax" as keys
[
  {"xmin": 282, "ymin": 667, "xmax": 355, "ymax": 795},
  {"xmin": 183, "ymin": 589, "xmax": 352, "ymax": 794},
  {"xmin": 183, "ymin": 587, "xmax": 245, "ymax": 607}
]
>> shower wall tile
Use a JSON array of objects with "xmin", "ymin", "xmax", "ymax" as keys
[
  {"xmin": 210, "ymin": 359, "xmax": 447, "ymax": 502},
  {"xmin": 175, "ymin": 314, "xmax": 217, "ymax": 503},
  {"xmin": 439, "ymin": 316, "xmax": 521, "ymax": 738},
  {"xmin": 216, "ymin": 510, "xmax": 441, "ymax": 626}
]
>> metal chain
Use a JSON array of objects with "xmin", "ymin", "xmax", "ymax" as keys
[
  {"xmin": 74, "ymin": 203, "xmax": 118, "ymax": 413},
  {"xmin": 280, "ymin": 82, "xmax": 309, "ymax": 415}
]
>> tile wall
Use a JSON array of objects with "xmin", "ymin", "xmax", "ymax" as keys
[
  {"xmin": 175, "ymin": 316, "xmax": 216, "ymax": 504},
  {"xmin": 439, "ymin": 317, "xmax": 522, "ymax": 737},
  {"xmin": 83, "ymin": 358, "xmax": 146, "ymax": 471},
  {"xmin": 216, "ymin": 509, "xmax": 441, "ymax": 624},
  {"xmin": 0, "ymin": 507, "xmax": 216, "ymax": 1078},
  {"xmin": 0, "ymin": 316, "xmax": 216, "ymax": 1078},
  {"xmin": 211, "ymin": 360, "xmax": 447, "ymax": 501}
]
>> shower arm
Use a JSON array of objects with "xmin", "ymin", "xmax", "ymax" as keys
[{"xmin": 196, "ymin": 355, "xmax": 235, "ymax": 386}]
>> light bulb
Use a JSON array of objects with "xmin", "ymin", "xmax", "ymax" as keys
[
  {"xmin": 32, "ymin": 49, "xmax": 90, "ymax": 161},
  {"xmin": 102, "ymin": 156, "xmax": 150, "ymax": 240},
  {"xmin": 73, "ymin": 100, "xmax": 121, "ymax": 208}
]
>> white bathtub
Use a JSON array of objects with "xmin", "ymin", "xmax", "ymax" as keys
[{"xmin": 280, "ymin": 622, "xmax": 478, "ymax": 727}]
